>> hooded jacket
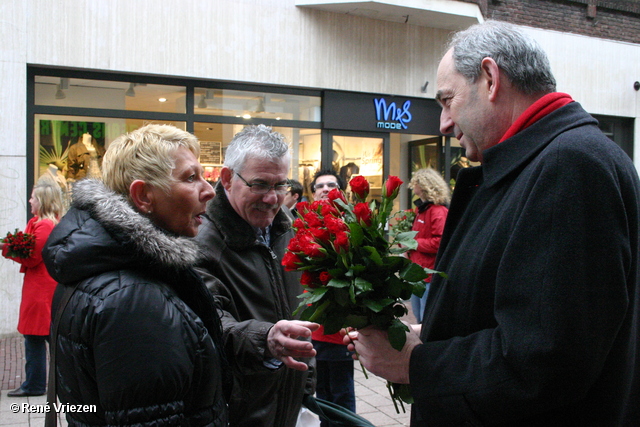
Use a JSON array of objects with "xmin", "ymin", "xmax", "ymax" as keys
[
  {"xmin": 43, "ymin": 179, "xmax": 229, "ymax": 427},
  {"xmin": 195, "ymin": 181, "xmax": 313, "ymax": 427}
]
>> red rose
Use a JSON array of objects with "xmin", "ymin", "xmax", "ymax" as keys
[
  {"xmin": 319, "ymin": 271, "xmax": 332, "ymax": 285},
  {"xmin": 333, "ymin": 231, "xmax": 350, "ymax": 253},
  {"xmin": 324, "ymin": 215, "xmax": 349, "ymax": 234},
  {"xmin": 383, "ymin": 176, "xmax": 403, "ymax": 198},
  {"xmin": 354, "ymin": 202, "xmax": 372, "ymax": 226},
  {"xmin": 298, "ymin": 233, "xmax": 324, "ymax": 258},
  {"xmin": 349, "ymin": 176, "xmax": 370, "ymax": 201},
  {"xmin": 301, "ymin": 271, "xmax": 320, "ymax": 288},
  {"xmin": 310, "ymin": 227, "xmax": 331, "ymax": 243},
  {"xmin": 296, "ymin": 201, "xmax": 311, "ymax": 215},
  {"xmin": 320, "ymin": 203, "xmax": 339, "ymax": 218},
  {"xmin": 292, "ymin": 218, "xmax": 305, "ymax": 230},
  {"xmin": 303, "ymin": 211, "xmax": 323, "ymax": 228},
  {"xmin": 327, "ymin": 188, "xmax": 347, "ymax": 207},
  {"xmin": 282, "ymin": 251, "xmax": 302, "ymax": 271}
]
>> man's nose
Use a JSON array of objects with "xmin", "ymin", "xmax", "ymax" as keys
[{"xmin": 440, "ymin": 109, "xmax": 454, "ymax": 135}]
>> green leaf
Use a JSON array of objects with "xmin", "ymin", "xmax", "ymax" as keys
[
  {"xmin": 395, "ymin": 231, "xmax": 418, "ymax": 250},
  {"xmin": 345, "ymin": 314, "xmax": 369, "ymax": 329},
  {"xmin": 349, "ymin": 223, "xmax": 364, "ymax": 246},
  {"xmin": 332, "ymin": 288, "xmax": 350, "ymax": 306},
  {"xmin": 304, "ymin": 286, "xmax": 330, "ymax": 304},
  {"xmin": 363, "ymin": 298, "xmax": 394, "ymax": 313},
  {"xmin": 387, "ymin": 318, "xmax": 410, "ymax": 351},
  {"xmin": 400, "ymin": 262, "xmax": 429, "ymax": 282},
  {"xmin": 324, "ymin": 313, "xmax": 347, "ymax": 335},
  {"xmin": 363, "ymin": 246, "xmax": 383, "ymax": 265},
  {"xmin": 386, "ymin": 275, "xmax": 403, "ymax": 298},
  {"xmin": 327, "ymin": 278, "xmax": 350, "ymax": 288},
  {"xmin": 354, "ymin": 277, "xmax": 373, "ymax": 293}
]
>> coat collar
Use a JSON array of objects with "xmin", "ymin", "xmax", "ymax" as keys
[
  {"xmin": 205, "ymin": 180, "xmax": 292, "ymax": 251},
  {"xmin": 481, "ymin": 102, "xmax": 596, "ymax": 189}
]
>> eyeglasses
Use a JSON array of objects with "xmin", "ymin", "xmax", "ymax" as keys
[
  {"xmin": 235, "ymin": 172, "xmax": 290, "ymax": 195},
  {"xmin": 314, "ymin": 182, "xmax": 339, "ymax": 190}
]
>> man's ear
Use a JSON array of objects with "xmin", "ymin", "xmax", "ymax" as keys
[
  {"xmin": 129, "ymin": 180, "xmax": 154, "ymax": 214},
  {"xmin": 480, "ymin": 57, "xmax": 501, "ymax": 102},
  {"xmin": 220, "ymin": 167, "xmax": 233, "ymax": 191}
]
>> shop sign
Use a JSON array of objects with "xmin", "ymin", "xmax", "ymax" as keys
[
  {"xmin": 323, "ymin": 90, "xmax": 440, "ymax": 135},
  {"xmin": 374, "ymin": 98, "xmax": 412, "ymax": 130}
]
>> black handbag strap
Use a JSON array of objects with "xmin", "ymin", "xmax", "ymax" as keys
[
  {"xmin": 302, "ymin": 394, "xmax": 374, "ymax": 427},
  {"xmin": 45, "ymin": 283, "xmax": 79, "ymax": 427}
]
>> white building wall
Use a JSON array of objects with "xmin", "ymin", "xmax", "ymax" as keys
[{"xmin": 0, "ymin": 0, "xmax": 638, "ymax": 334}]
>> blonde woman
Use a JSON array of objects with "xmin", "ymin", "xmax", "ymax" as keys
[
  {"xmin": 43, "ymin": 124, "xmax": 229, "ymax": 426},
  {"xmin": 407, "ymin": 168, "xmax": 450, "ymax": 323},
  {"xmin": 2, "ymin": 183, "xmax": 64, "ymax": 397}
]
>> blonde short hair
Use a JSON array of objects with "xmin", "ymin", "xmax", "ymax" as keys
[
  {"xmin": 32, "ymin": 183, "xmax": 64, "ymax": 225},
  {"xmin": 409, "ymin": 168, "xmax": 451, "ymax": 206},
  {"xmin": 102, "ymin": 124, "xmax": 200, "ymax": 197}
]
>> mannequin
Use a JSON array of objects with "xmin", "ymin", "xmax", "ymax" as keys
[{"xmin": 66, "ymin": 133, "xmax": 105, "ymax": 180}]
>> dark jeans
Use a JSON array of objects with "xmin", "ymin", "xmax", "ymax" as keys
[
  {"xmin": 314, "ymin": 341, "xmax": 356, "ymax": 427},
  {"xmin": 22, "ymin": 335, "xmax": 48, "ymax": 394}
]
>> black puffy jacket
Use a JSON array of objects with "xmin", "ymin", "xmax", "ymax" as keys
[{"xmin": 43, "ymin": 179, "xmax": 229, "ymax": 426}]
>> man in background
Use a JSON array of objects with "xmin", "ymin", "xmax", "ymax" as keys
[
  {"xmin": 196, "ymin": 125, "xmax": 318, "ymax": 427},
  {"xmin": 283, "ymin": 179, "xmax": 303, "ymax": 218}
]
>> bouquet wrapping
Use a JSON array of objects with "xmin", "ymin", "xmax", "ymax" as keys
[
  {"xmin": 283, "ymin": 175, "xmax": 442, "ymax": 411},
  {"xmin": 3, "ymin": 229, "xmax": 35, "ymax": 258}
]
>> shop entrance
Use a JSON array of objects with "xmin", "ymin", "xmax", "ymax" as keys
[{"xmin": 323, "ymin": 131, "xmax": 387, "ymax": 204}]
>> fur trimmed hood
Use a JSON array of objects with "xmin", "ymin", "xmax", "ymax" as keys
[{"xmin": 44, "ymin": 179, "xmax": 201, "ymax": 284}]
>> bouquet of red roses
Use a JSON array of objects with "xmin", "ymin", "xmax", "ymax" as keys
[
  {"xmin": 3, "ymin": 229, "xmax": 36, "ymax": 258},
  {"xmin": 389, "ymin": 209, "xmax": 416, "ymax": 243},
  {"xmin": 283, "ymin": 175, "xmax": 441, "ymax": 411}
]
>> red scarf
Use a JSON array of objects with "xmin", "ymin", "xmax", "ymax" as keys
[{"xmin": 499, "ymin": 92, "xmax": 574, "ymax": 143}]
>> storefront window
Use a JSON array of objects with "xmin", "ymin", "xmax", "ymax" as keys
[
  {"xmin": 194, "ymin": 88, "xmax": 321, "ymax": 122},
  {"xmin": 193, "ymin": 123, "xmax": 317, "ymax": 187},
  {"xmin": 35, "ymin": 114, "xmax": 185, "ymax": 208},
  {"xmin": 35, "ymin": 76, "xmax": 187, "ymax": 113},
  {"xmin": 329, "ymin": 135, "xmax": 384, "ymax": 204}
]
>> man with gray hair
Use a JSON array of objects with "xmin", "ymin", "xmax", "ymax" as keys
[
  {"xmin": 347, "ymin": 20, "xmax": 640, "ymax": 425},
  {"xmin": 196, "ymin": 125, "xmax": 318, "ymax": 427}
]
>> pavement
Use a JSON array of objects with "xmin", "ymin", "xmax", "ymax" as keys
[{"xmin": 0, "ymin": 307, "xmax": 417, "ymax": 427}]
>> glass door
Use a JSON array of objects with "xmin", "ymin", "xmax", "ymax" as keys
[{"xmin": 325, "ymin": 131, "xmax": 387, "ymax": 204}]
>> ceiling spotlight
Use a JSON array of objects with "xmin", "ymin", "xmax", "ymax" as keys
[
  {"xmin": 198, "ymin": 94, "xmax": 207, "ymax": 109},
  {"xmin": 125, "ymin": 83, "xmax": 136, "ymax": 97},
  {"xmin": 55, "ymin": 84, "xmax": 66, "ymax": 100}
]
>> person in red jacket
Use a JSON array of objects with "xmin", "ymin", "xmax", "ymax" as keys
[
  {"xmin": 2, "ymin": 182, "xmax": 64, "ymax": 397},
  {"xmin": 407, "ymin": 168, "xmax": 450, "ymax": 323}
]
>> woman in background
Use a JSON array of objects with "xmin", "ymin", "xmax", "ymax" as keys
[
  {"xmin": 43, "ymin": 124, "xmax": 229, "ymax": 426},
  {"xmin": 407, "ymin": 168, "xmax": 450, "ymax": 323},
  {"xmin": 3, "ymin": 183, "xmax": 64, "ymax": 397}
]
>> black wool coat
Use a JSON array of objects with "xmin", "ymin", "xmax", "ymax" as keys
[{"xmin": 410, "ymin": 102, "xmax": 640, "ymax": 426}]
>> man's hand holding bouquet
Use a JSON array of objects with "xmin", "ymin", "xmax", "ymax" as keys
[{"xmin": 282, "ymin": 174, "xmax": 444, "ymax": 412}]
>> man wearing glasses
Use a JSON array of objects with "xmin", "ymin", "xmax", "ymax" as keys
[{"xmin": 196, "ymin": 125, "xmax": 319, "ymax": 427}]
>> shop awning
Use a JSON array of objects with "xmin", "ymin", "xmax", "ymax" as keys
[{"xmin": 295, "ymin": 0, "xmax": 483, "ymax": 31}]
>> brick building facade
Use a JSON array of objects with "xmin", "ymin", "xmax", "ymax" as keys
[{"xmin": 463, "ymin": 0, "xmax": 640, "ymax": 44}]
